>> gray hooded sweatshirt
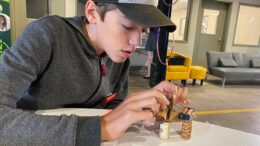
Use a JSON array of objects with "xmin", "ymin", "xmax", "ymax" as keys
[{"xmin": 0, "ymin": 16, "xmax": 129, "ymax": 146}]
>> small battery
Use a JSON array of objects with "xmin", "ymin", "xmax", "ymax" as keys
[{"xmin": 160, "ymin": 122, "xmax": 170, "ymax": 140}]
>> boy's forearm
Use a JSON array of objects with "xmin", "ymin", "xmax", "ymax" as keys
[{"xmin": 0, "ymin": 106, "xmax": 101, "ymax": 146}]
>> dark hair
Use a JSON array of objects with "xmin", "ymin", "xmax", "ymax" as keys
[
  {"xmin": 0, "ymin": 15, "xmax": 7, "ymax": 28},
  {"xmin": 85, "ymin": 3, "xmax": 117, "ymax": 24}
]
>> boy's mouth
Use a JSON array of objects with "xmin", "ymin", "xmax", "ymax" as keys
[{"xmin": 121, "ymin": 50, "xmax": 133, "ymax": 58}]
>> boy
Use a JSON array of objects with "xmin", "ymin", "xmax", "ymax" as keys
[{"xmin": 0, "ymin": 0, "xmax": 189, "ymax": 145}]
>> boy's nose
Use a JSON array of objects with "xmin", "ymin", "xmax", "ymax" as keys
[{"xmin": 129, "ymin": 32, "xmax": 142, "ymax": 47}]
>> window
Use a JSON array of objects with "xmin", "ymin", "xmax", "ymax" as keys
[
  {"xmin": 201, "ymin": 9, "xmax": 219, "ymax": 35},
  {"xmin": 234, "ymin": 4, "xmax": 260, "ymax": 46},
  {"xmin": 169, "ymin": 0, "xmax": 191, "ymax": 41},
  {"xmin": 26, "ymin": 0, "xmax": 50, "ymax": 19}
]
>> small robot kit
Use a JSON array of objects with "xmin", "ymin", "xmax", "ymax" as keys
[{"xmin": 157, "ymin": 106, "xmax": 195, "ymax": 140}]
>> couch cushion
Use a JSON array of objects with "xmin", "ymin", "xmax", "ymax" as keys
[
  {"xmin": 232, "ymin": 53, "xmax": 245, "ymax": 67},
  {"xmin": 242, "ymin": 54, "xmax": 260, "ymax": 67},
  {"xmin": 210, "ymin": 67, "xmax": 260, "ymax": 78},
  {"xmin": 168, "ymin": 66, "xmax": 187, "ymax": 72},
  {"xmin": 219, "ymin": 58, "xmax": 237, "ymax": 67},
  {"xmin": 251, "ymin": 59, "xmax": 260, "ymax": 68},
  {"xmin": 206, "ymin": 51, "xmax": 233, "ymax": 68}
]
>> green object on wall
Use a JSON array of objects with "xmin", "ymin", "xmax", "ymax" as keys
[{"xmin": 0, "ymin": 0, "xmax": 10, "ymax": 57}]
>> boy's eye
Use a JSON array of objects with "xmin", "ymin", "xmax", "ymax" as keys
[{"xmin": 122, "ymin": 25, "xmax": 133, "ymax": 30}]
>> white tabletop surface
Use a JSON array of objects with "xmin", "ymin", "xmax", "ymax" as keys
[{"xmin": 36, "ymin": 108, "xmax": 260, "ymax": 146}]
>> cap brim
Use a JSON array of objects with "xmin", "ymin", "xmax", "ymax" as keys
[{"xmin": 116, "ymin": 3, "xmax": 176, "ymax": 32}]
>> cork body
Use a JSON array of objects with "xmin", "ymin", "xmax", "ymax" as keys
[
  {"xmin": 160, "ymin": 122, "xmax": 170, "ymax": 140},
  {"xmin": 182, "ymin": 121, "xmax": 192, "ymax": 139}
]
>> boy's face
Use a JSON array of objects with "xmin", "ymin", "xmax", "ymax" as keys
[
  {"xmin": 94, "ymin": 9, "xmax": 148, "ymax": 63},
  {"xmin": 0, "ymin": 17, "xmax": 3, "ymax": 25}
]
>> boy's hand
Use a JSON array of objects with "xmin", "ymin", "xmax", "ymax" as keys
[
  {"xmin": 153, "ymin": 81, "xmax": 190, "ymax": 105},
  {"xmin": 100, "ymin": 81, "xmax": 189, "ymax": 141}
]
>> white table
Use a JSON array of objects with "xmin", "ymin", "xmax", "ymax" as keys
[{"xmin": 36, "ymin": 108, "xmax": 260, "ymax": 146}]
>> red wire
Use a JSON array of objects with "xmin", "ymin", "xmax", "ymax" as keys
[
  {"xmin": 156, "ymin": 28, "xmax": 175, "ymax": 66},
  {"xmin": 156, "ymin": 0, "xmax": 178, "ymax": 65}
]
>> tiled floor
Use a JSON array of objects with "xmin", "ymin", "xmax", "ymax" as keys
[{"xmin": 129, "ymin": 67, "xmax": 260, "ymax": 136}]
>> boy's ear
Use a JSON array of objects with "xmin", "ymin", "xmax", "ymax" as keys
[{"xmin": 85, "ymin": 0, "xmax": 98, "ymax": 24}]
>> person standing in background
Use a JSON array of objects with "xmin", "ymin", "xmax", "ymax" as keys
[{"xmin": 143, "ymin": 27, "xmax": 157, "ymax": 79}]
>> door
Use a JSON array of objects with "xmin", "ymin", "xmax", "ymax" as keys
[
  {"xmin": 193, "ymin": 0, "xmax": 228, "ymax": 67},
  {"xmin": 10, "ymin": 0, "xmax": 51, "ymax": 44},
  {"xmin": 10, "ymin": 0, "xmax": 32, "ymax": 44}
]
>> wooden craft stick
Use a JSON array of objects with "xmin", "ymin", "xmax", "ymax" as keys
[
  {"xmin": 187, "ymin": 108, "xmax": 194, "ymax": 115},
  {"xmin": 182, "ymin": 107, "xmax": 189, "ymax": 114},
  {"xmin": 157, "ymin": 108, "xmax": 168, "ymax": 120}
]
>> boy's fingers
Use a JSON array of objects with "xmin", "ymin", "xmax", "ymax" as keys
[
  {"xmin": 175, "ymin": 86, "xmax": 183, "ymax": 99},
  {"xmin": 182, "ymin": 99, "xmax": 190, "ymax": 104},
  {"xmin": 127, "ymin": 89, "xmax": 170, "ymax": 106},
  {"xmin": 154, "ymin": 81, "xmax": 178, "ymax": 95},
  {"xmin": 173, "ymin": 87, "xmax": 190, "ymax": 104},
  {"xmin": 130, "ymin": 97, "xmax": 160, "ymax": 115},
  {"xmin": 134, "ymin": 110, "xmax": 154, "ymax": 122},
  {"xmin": 181, "ymin": 87, "xmax": 188, "ymax": 98}
]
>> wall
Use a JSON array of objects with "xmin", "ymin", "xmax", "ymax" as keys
[
  {"xmin": 233, "ymin": 5, "xmax": 260, "ymax": 46},
  {"xmin": 51, "ymin": 0, "xmax": 77, "ymax": 17},
  {"xmin": 65, "ymin": 0, "xmax": 76, "ymax": 17},
  {"xmin": 173, "ymin": 0, "xmax": 201, "ymax": 58},
  {"xmin": 173, "ymin": 0, "xmax": 260, "ymax": 59},
  {"xmin": 224, "ymin": 0, "xmax": 260, "ymax": 53},
  {"xmin": 170, "ymin": 8, "xmax": 187, "ymax": 40},
  {"xmin": 51, "ymin": 0, "xmax": 66, "ymax": 17}
]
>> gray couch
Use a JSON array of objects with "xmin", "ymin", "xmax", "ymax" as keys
[{"xmin": 206, "ymin": 51, "xmax": 260, "ymax": 87}]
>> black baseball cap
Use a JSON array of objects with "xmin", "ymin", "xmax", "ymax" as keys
[{"xmin": 93, "ymin": 0, "xmax": 176, "ymax": 32}]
